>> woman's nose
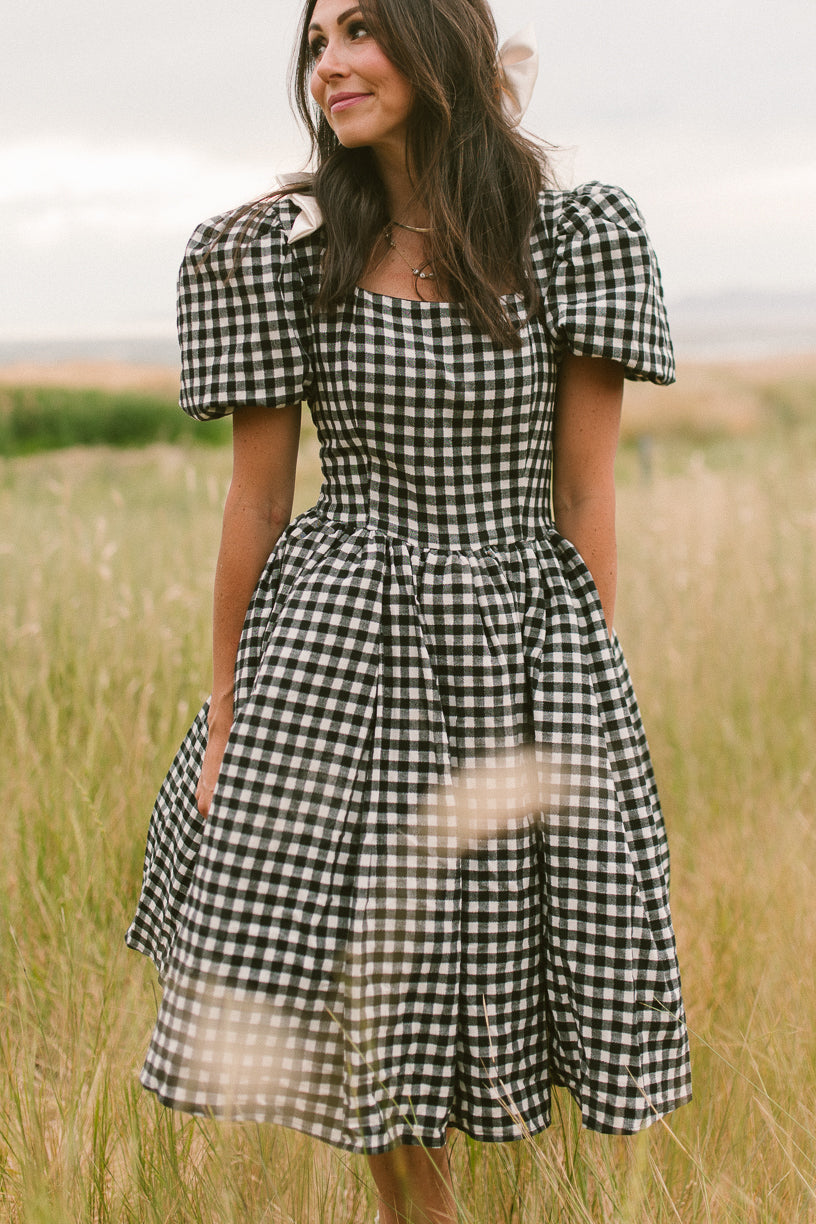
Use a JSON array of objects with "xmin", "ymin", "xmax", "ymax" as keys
[{"xmin": 315, "ymin": 40, "xmax": 349, "ymax": 80}]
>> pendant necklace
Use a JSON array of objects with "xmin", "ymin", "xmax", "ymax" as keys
[{"xmin": 384, "ymin": 223, "xmax": 436, "ymax": 280}]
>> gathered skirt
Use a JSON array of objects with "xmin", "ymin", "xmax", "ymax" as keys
[{"xmin": 126, "ymin": 508, "xmax": 692, "ymax": 1153}]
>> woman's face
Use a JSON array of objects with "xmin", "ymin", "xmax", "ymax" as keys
[{"xmin": 308, "ymin": 1, "xmax": 414, "ymax": 160}]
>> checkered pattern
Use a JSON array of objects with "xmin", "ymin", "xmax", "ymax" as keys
[
  {"xmin": 126, "ymin": 182, "xmax": 691, "ymax": 1153},
  {"xmin": 538, "ymin": 185, "xmax": 675, "ymax": 382}
]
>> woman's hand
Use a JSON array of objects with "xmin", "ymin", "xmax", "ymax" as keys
[{"xmin": 196, "ymin": 715, "xmax": 232, "ymax": 819}]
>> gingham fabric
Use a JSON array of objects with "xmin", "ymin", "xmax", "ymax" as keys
[{"xmin": 126, "ymin": 183, "xmax": 691, "ymax": 1153}]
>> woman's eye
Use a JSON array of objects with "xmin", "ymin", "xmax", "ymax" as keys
[{"xmin": 309, "ymin": 22, "xmax": 367, "ymax": 61}]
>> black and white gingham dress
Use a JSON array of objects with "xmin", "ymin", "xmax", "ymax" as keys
[{"xmin": 126, "ymin": 183, "xmax": 692, "ymax": 1153}]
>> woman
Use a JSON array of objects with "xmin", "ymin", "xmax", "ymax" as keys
[{"xmin": 127, "ymin": 0, "xmax": 692, "ymax": 1220}]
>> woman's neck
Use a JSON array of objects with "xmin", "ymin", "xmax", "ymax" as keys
[{"xmin": 373, "ymin": 147, "xmax": 430, "ymax": 230}]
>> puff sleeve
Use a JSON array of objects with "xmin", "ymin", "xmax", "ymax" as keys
[
  {"xmin": 176, "ymin": 205, "xmax": 313, "ymax": 420},
  {"xmin": 543, "ymin": 183, "xmax": 675, "ymax": 384}
]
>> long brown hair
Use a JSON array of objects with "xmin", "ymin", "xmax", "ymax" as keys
[
  {"xmin": 230, "ymin": 0, "xmax": 553, "ymax": 346},
  {"xmin": 297, "ymin": 0, "xmax": 553, "ymax": 346}
]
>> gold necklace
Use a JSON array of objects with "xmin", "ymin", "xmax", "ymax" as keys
[
  {"xmin": 391, "ymin": 219, "xmax": 433, "ymax": 234},
  {"xmin": 384, "ymin": 224, "xmax": 436, "ymax": 280}
]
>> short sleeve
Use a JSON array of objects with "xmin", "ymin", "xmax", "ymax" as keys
[
  {"xmin": 542, "ymin": 183, "xmax": 675, "ymax": 384},
  {"xmin": 177, "ymin": 204, "xmax": 313, "ymax": 420}
]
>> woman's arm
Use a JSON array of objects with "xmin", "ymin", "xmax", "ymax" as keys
[
  {"xmin": 197, "ymin": 402, "xmax": 302, "ymax": 817},
  {"xmin": 552, "ymin": 353, "xmax": 624, "ymax": 632}
]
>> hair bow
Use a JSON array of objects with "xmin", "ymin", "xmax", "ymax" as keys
[
  {"xmin": 498, "ymin": 24, "xmax": 538, "ymax": 126},
  {"xmin": 283, "ymin": 25, "xmax": 539, "ymax": 244}
]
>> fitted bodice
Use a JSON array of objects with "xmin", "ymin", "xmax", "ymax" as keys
[
  {"xmin": 307, "ymin": 288, "xmax": 556, "ymax": 551},
  {"xmin": 176, "ymin": 183, "xmax": 675, "ymax": 526}
]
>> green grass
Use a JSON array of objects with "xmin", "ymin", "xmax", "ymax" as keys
[
  {"xmin": 1, "ymin": 377, "xmax": 815, "ymax": 1221},
  {"xmin": 0, "ymin": 385, "xmax": 231, "ymax": 455}
]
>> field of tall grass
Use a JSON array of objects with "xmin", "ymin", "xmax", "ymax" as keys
[{"xmin": 1, "ymin": 361, "xmax": 815, "ymax": 1221}]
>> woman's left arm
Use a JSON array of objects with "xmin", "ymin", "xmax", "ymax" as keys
[{"xmin": 552, "ymin": 353, "xmax": 625, "ymax": 633}]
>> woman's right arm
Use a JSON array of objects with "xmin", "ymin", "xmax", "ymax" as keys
[{"xmin": 196, "ymin": 401, "xmax": 302, "ymax": 818}]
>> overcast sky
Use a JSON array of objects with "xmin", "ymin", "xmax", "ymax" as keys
[{"xmin": 2, "ymin": 0, "xmax": 815, "ymax": 342}]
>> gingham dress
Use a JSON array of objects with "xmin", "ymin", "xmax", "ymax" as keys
[{"xmin": 126, "ymin": 182, "xmax": 692, "ymax": 1153}]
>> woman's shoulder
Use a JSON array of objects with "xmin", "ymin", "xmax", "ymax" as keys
[
  {"xmin": 182, "ymin": 193, "xmax": 309, "ymax": 266},
  {"xmin": 177, "ymin": 185, "xmax": 325, "ymax": 305},
  {"xmin": 533, "ymin": 181, "xmax": 674, "ymax": 384},
  {"xmin": 535, "ymin": 181, "xmax": 647, "ymax": 243}
]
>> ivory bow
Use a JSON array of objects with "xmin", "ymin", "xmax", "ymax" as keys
[
  {"xmin": 283, "ymin": 25, "xmax": 538, "ymax": 244},
  {"xmin": 278, "ymin": 174, "xmax": 324, "ymax": 244},
  {"xmin": 497, "ymin": 24, "xmax": 538, "ymax": 126}
]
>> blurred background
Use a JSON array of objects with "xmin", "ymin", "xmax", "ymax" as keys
[{"xmin": 2, "ymin": 0, "xmax": 815, "ymax": 363}]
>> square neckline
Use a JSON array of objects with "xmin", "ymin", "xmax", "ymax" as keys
[{"xmin": 353, "ymin": 285, "xmax": 527, "ymax": 308}]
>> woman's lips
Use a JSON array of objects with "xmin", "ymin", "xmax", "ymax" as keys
[{"xmin": 330, "ymin": 93, "xmax": 369, "ymax": 113}]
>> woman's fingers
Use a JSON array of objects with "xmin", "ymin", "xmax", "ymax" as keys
[
  {"xmin": 196, "ymin": 727, "xmax": 230, "ymax": 818},
  {"xmin": 196, "ymin": 776, "xmax": 215, "ymax": 819}
]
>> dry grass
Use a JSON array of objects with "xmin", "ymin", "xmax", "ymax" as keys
[
  {"xmin": 0, "ymin": 362, "xmax": 181, "ymax": 396},
  {"xmin": 1, "ymin": 363, "xmax": 814, "ymax": 1221}
]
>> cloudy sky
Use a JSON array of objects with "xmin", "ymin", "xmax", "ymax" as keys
[{"xmin": 2, "ymin": 0, "xmax": 815, "ymax": 344}]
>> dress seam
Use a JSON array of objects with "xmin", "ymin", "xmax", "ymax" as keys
[{"xmin": 301, "ymin": 504, "xmax": 557, "ymax": 554}]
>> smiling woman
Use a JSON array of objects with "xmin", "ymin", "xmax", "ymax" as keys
[
  {"xmin": 307, "ymin": 2, "xmax": 416, "ymax": 166},
  {"xmin": 126, "ymin": 1, "xmax": 691, "ymax": 1222},
  {"xmin": 287, "ymin": 0, "xmax": 553, "ymax": 327}
]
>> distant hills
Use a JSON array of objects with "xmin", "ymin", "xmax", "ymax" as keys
[
  {"xmin": 0, "ymin": 289, "xmax": 813, "ymax": 368},
  {"xmin": 0, "ymin": 334, "xmax": 181, "ymax": 369},
  {"xmin": 668, "ymin": 288, "xmax": 816, "ymax": 360}
]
